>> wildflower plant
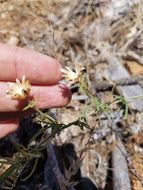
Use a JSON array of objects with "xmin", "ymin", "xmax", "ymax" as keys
[
  {"xmin": 61, "ymin": 63, "xmax": 85, "ymax": 83},
  {"xmin": 0, "ymin": 72, "xmax": 88, "ymax": 189},
  {"xmin": 0, "ymin": 64, "xmax": 132, "ymax": 189},
  {"xmin": 61, "ymin": 63, "xmax": 111, "ymax": 116}
]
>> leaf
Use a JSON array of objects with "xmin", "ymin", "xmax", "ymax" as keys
[
  {"xmin": 0, "ymin": 165, "xmax": 17, "ymax": 183},
  {"xmin": 21, "ymin": 157, "xmax": 39, "ymax": 181}
]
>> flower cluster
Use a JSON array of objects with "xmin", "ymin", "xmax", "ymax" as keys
[
  {"xmin": 61, "ymin": 63, "xmax": 85, "ymax": 83},
  {"xmin": 6, "ymin": 75, "xmax": 31, "ymax": 100}
]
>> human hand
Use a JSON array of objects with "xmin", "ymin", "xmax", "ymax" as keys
[{"xmin": 0, "ymin": 43, "xmax": 71, "ymax": 138}]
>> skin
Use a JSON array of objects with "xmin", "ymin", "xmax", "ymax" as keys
[{"xmin": 0, "ymin": 43, "xmax": 71, "ymax": 138}]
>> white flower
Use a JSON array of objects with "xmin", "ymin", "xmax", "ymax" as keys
[
  {"xmin": 61, "ymin": 63, "xmax": 85, "ymax": 83},
  {"xmin": 6, "ymin": 75, "xmax": 31, "ymax": 100}
]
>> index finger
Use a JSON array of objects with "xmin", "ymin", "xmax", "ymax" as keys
[{"xmin": 0, "ymin": 43, "xmax": 61, "ymax": 84}]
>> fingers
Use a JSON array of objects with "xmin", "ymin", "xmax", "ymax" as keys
[
  {"xmin": 0, "ymin": 43, "xmax": 61, "ymax": 84},
  {"xmin": 0, "ymin": 43, "xmax": 70, "ymax": 138},
  {"xmin": 0, "ymin": 82, "xmax": 71, "ymax": 112},
  {"xmin": 0, "ymin": 120, "xmax": 19, "ymax": 138},
  {"xmin": 0, "ymin": 82, "xmax": 71, "ymax": 138},
  {"xmin": 32, "ymin": 83, "xmax": 71, "ymax": 109}
]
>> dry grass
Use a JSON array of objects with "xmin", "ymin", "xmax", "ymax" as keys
[{"xmin": 0, "ymin": 0, "xmax": 143, "ymax": 189}]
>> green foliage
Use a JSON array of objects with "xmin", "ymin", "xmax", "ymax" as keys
[
  {"xmin": 0, "ymin": 110, "xmax": 88, "ymax": 189},
  {"xmin": 113, "ymin": 95, "xmax": 129, "ymax": 119}
]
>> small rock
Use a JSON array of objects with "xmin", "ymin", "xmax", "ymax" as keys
[{"xmin": 117, "ymin": 85, "xmax": 143, "ymax": 111}]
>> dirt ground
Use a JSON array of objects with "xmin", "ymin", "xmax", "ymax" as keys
[{"xmin": 0, "ymin": 0, "xmax": 143, "ymax": 190}]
